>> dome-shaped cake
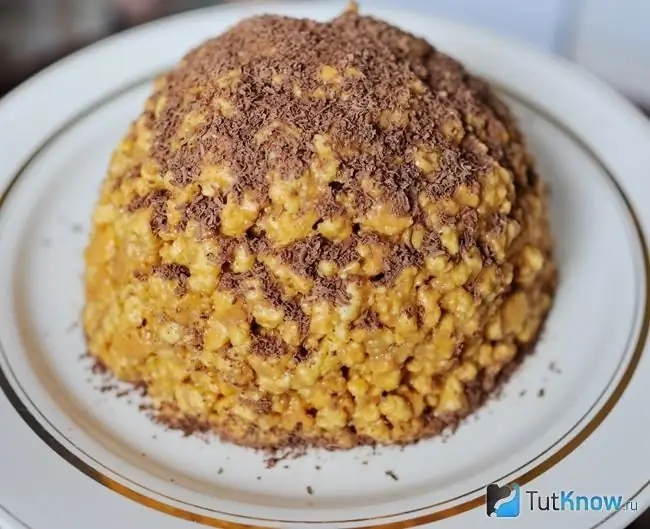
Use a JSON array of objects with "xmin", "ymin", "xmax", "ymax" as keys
[{"xmin": 83, "ymin": 6, "xmax": 557, "ymax": 449}]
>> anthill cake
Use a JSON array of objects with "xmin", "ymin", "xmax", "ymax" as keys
[{"xmin": 83, "ymin": 5, "xmax": 557, "ymax": 449}]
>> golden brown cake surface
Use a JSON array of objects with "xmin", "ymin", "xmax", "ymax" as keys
[{"xmin": 83, "ymin": 6, "xmax": 557, "ymax": 449}]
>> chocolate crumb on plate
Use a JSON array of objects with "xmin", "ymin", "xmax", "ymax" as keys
[{"xmin": 91, "ymin": 358, "xmax": 108, "ymax": 375}]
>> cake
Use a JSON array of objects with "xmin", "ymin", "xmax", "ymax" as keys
[{"xmin": 83, "ymin": 5, "xmax": 557, "ymax": 449}]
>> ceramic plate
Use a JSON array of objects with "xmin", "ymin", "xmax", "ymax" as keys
[{"xmin": 0, "ymin": 2, "xmax": 649, "ymax": 528}]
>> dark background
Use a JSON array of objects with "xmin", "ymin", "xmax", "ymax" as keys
[{"xmin": 0, "ymin": 1, "xmax": 647, "ymax": 527}]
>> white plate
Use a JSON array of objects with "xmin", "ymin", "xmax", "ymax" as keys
[{"xmin": 0, "ymin": 2, "xmax": 649, "ymax": 528}]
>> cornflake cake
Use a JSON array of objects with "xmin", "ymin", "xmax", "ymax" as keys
[{"xmin": 83, "ymin": 5, "xmax": 557, "ymax": 449}]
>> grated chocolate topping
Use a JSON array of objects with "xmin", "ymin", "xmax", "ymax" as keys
[
  {"xmin": 380, "ymin": 244, "xmax": 423, "ymax": 285},
  {"xmin": 147, "ymin": 7, "xmax": 491, "ymax": 225},
  {"xmin": 459, "ymin": 208, "xmax": 479, "ymax": 251},
  {"xmin": 353, "ymin": 14, "xmax": 533, "ymax": 187},
  {"xmin": 129, "ymin": 5, "xmax": 538, "ymax": 360},
  {"xmin": 136, "ymin": 3, "xmax": 531, "ymax": 276},
  {"xmin": 127, "ymin": 189, "xmax": 171, "ymax": 234},
  {"xmin": 250, "ymin": 334, "xmax": 287, "ymax": 359},
  {"xmin": 153, "ymin": 263, "xmax": 191, "ymax": 294},
  {"xmin": 358, "ymin": 309, "xmax": 382, "ymax": 329},
  {"xmin": 219, "ymin": 262, "xmax": 310, "ymax": 339},
  {"xmin": 311, "ymin": 276, "xmax": 352, "ymax": 305},
  {"xmin": 180, "ymin": 194, "xmax": 224, "ymax": 233},
  {"xmin": 281, "ymin": 235, "xmax": 358, "ymax": 276}
]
